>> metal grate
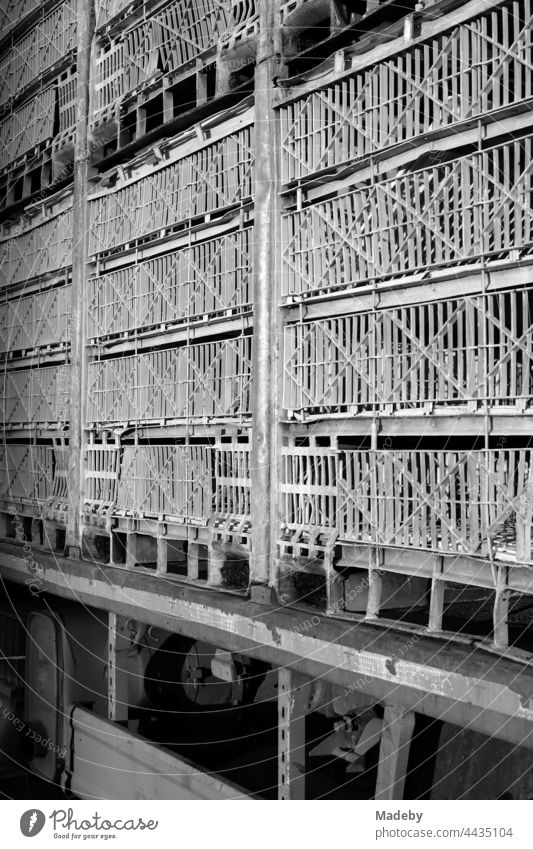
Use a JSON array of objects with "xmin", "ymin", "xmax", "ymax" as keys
[
  {"xmin": 0, "ymin": 0, "xmax": 77, "ymax": 108},
  {"xmin": 2, "ymin": 364, "xmax": 70, "ymax": 425},
  {"xmin": 0, "ymin": 207, "xmax": 72, "ymax": 287},
  {"xmin": 88, "ymin": 126, "xmax": 254, "ymax": 253},
  {"xmin": 280, "ymin": 0, "xmax": 533, "ymax": 181},
  {"xmin": 0, "ymin": 285, "xmax": 71, "ymax": 354},
  {"xmin": 0, "ymin": 443, "xmax": 53, "ymax": 502},
  {"xmin": 87, "ymin": 228, "xmax": 251, "ymax": 340},
  {"xmin": 115, "ymin": 443, "xmax": 212, "ymax": 523},
  {"xmin": 283, "ymin": 289, "xmax": 533, "ymax": 416},
  {"xmin": 86, "ymin": 337, "xmax": 252, "ymax": 425},
  {"xmin": 281, "ymin": 445, "xmax": 533, "ymax": 562},
  {"xmin": 283, "ymin": 135, "xmax": 533, "ymax": 299}
]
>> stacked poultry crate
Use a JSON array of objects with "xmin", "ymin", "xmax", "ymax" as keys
[
  {"xmin": 0, "ymin": 0, "xmax": 78, "ymax": 210},
  {"xmin": 90, "ymin": 0, "xmax": 258, "ymax": 160},
  {"xmin": 83, "ymin": 0, "xmax": 255, "ymax": 587},
  {"xmin": 274, "ymin": 0, "xmax": 533, "ymax": 647},
  {"xmin": 0, "ymin": 189, "xmax": 72, "ymax": 552}
]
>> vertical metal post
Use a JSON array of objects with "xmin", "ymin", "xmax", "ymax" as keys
[
  {"xmin": 278, "ymin": 667, "xmax": 307, "ymax": 799},
  {"xmin": 250, "ymin": 0, "xmax": 283, "ymax": 588},
  {"xmin": 375, "ymin": 704, "xmax": 416, "ymax": 800},
  {"xmin": 108, "ymin": 612, "xmax": 129, "ymax": 722},
  {"xmin": 67, "ymin": 0, "xmax": 94, "ymax": 553}
]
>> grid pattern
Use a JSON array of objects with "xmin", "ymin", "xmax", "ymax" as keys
[
  {"xmin": 88, "ymin": 126, "xmax": 254, "ymax": 253},
  {"xmin": 87, "ymin": 228, "xmax": 252, "ymax": 339},
  {"xmin": 0, "ymin": 443, "xmax": 53, "ymax": 502},
  {"xmin": 94, "ymin": 0, "xmax": 135, "ymax": 29},
  {"xmin": 84, "ymin": 444, "xmax": 121, "ymax": 512},
  {"xmin": 115, "ymin": 443, "xmax": 212, "ymax": 522},
  {"xmin": 283, "ymin": 135, "xmax": 533, "ymax": 298},
  {"xmin": 86, "ymin": 337, "xmax": 252, "ymax": 424},
  {"xmin": 2, "ymin": 365, "xmax": 70, "ymax": 425},
  {"xmin": 0, "ymin": 0, "xmax": 77, "ymax": 108},
  {"xmin": 281, "ymin": 446, "xmax": 533, "ymax": 562},
  {"xmin": 280, "ymin": 0, "xmax": 533, "ymax": 181},
  {"xmin": 215, "ymin": 440, "xmax": 251, "ymax": 518},
  {"xmin": 0, "ymin": 0, "xmax": 36, "ymax": 34},
  {"xmin": 0, "ymin": 87, "xmax": 56, "ymax": 171},
  {"xmin": 0, "ymin": 208, "xmax": 72, "ymax": 287},
  {"xmin": 0, "ymin": 285, "xmax": 71, "ymax": 354},
  {"xmin": 284, "ymin": 289, "xmax": 533, "ymax": 415},
  {"xmin": 93, "ymin": 0, "xmax": 234, "ymax": 116}
]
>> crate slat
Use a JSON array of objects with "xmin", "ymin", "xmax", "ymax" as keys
[
  {"xmin": 115, "ymin": 443, "xmax": 212, "ymax": 523},
  {"xmin": 93, "ymin": 0, "xmax": 235, "ymax": 117}
]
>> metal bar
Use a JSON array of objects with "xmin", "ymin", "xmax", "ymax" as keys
[
  {"xmin": 250, "ymin": 0, "xmax": 280, "ymax": 586},
  {"xmin": 374, "ymin": 704, "xmax": 416, "ymax": 800},
  {"xmin": 67, "ymin": 0, "xmax": 94, "ymax": 552},
  {"xmin": 107, "ymin": 612, "xmax": 128, "ymax": 722},
  {"xmin": 278, "ymin": 667, "xmax": 307, "ymax": 799}
]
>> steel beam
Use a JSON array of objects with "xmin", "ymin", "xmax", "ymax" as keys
[
  {"xmin": 67, "ymin": 0, "xmax": 94, "ymax": 552},
  {"xmin": 250, "ymin": 0, "xmax": 284, "ymax": 587},
  {"xmin": 374, "ymin": 705, "xmax": 416, "ymax": 800},
  {"xmin": 2, "ymin": 546, "xmax": 533, "ymax": 752},
  {"xmin": 278, "ymin": 668, "xmax": 307, "ymax": 799},
  {"xmin": 107, "ymin": 612, "xmax": 129, "ymax": 723}
]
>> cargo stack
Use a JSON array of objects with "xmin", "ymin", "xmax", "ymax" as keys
[
  {"xmin": 81, "ymin": 0, "xmax": 257, "ymax": 587},
  {"xmin": 0, "ymin": 0, "xmax": 532, "ymax": 652},
  {"xmin": 274, "ymin": 0, "xmax": 533, "ymax": 647}
]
